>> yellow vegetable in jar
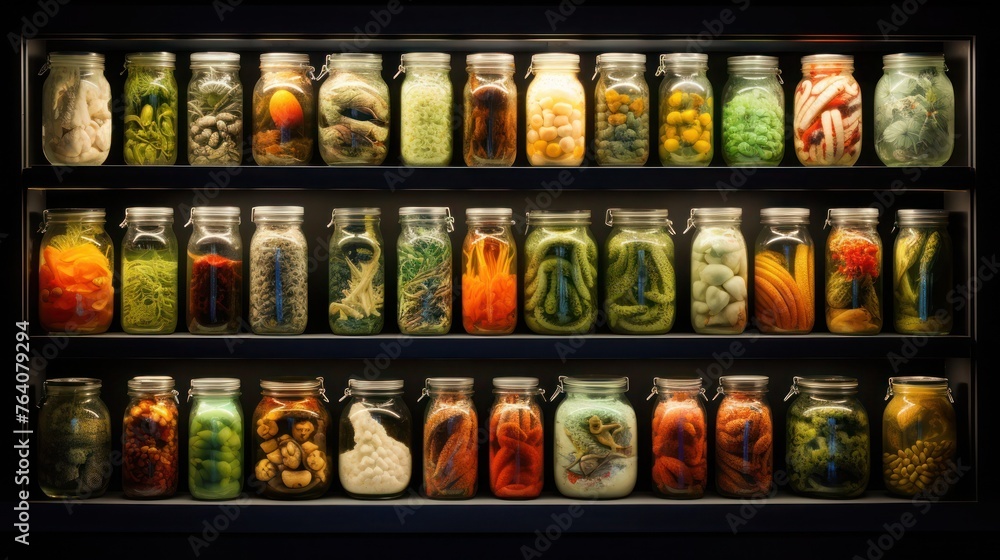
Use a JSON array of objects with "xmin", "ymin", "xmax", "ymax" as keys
[
  {"xmin": 605, "ymin": 89, "xmax": 620, "ymax": 102},
  {"xmin": 681, "ymin": 109, "xmax": 697, "ymax": 124},
  {"xmin": 545, "ymin": 142, "xmax": 562, "ymax": 158},
  {"xmin": 694, "ymin": 140, "xmax": 711, "ymax": 154},
  {"xmin": 668, "ymin": 91, "xmax": 683, "ymax": 107},
  {"xmin": 699, "ymin": 113, "xmax": 712, "ymax": 127},
  {"xmin": 664, "ymin": 138, "xmax": 680, "ymax": 152},
  {"xmin": 666, "ymin": 112, "xmax": 682, "ymax": 125},
  {"xmin": 681, "ymin": 128, "xmax": 700, "ymax": 145}
]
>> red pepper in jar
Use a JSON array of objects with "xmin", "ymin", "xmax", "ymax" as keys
[{"xmin": 188, "ymin": 253, "xmax": 242, "ymax": 328}]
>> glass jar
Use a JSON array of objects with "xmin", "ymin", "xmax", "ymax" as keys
[
  {"xmin": 647, "ymin": 377, "xmax": 708, "ymax": 499},
  {"xmin": 721, "ymin": 55, "xmax": 784, "ymax": 166},
  {"xmin": 337, "ymin": 379, "xmax": 412, "ymax": 499},
  {"xmin": 119, "ymin": 207, "xmax": 178, "ymax": 334},
  {"xmin": 551, "ymin": 376, "xmax": 637, "ymax": 499},
  {"xmin": 327, "ymin": 207, "xmax": 385, "ymax": 335},
  {"xmin": 489, "ymin": 377, "xmax": 546, "ymax": 499},
  {"xmin": 252, "ymin": 376, "xmax": 332, "ymax": 500},
  {"xmin": 187, "ymin": 378, "xmax": 244, "ymax": 500},
  {"xmin": 604, "ymin": 208, "xmax": 677, "ymax": 334},
  {"xmin": 249, "ymin": 206, "xmax": 308, "ymax": 335},
  {"xmin": 893, "ymin": 209, "xmax": 953, "ymax": 335},
  {"xmin": 397, "ymin": 52, "xmax": 453, "ymax": 166},
  {"xmin": 793, "ymin": 55, "xmax": 862, "ymax": 166},
  {"xmin": 882, "ymin": 376, "xmax": 957, "ymax": 497},
  {"xmin": 593, "ymin": 53, "xmax": 649, "ymax": 166},
  {"xmin": 317, "ymin": 53, "xmax": 390, "ymax": 165},
  {"xmin": 38, "ymin": 378, "xmax": 112, "ymax": 499},
  {"xmin": 123, "ymin": 52, "xmax": 178, "ymax": 165},
  {"xmin": 40, "ymin": 52, "xmax": 112, "ymax": 165},
  {"xmin": 462, "ymin": 208, "xmax": 518, "ymax": 335},
  {"xmin": 874, "ymin": 54, "xmax": 955, "ymax": 167},
  {"xmin": 754, "ymin": 208, "xmax": 814, "ymax": 334},
  {"xmin": 463, "ymin": 53, "xmax": 517, "ymax": 167},
  {"xmin": 656, "ymin": 53, "xmax": 713, "ymax": 166},
  {"xmin": 397, "ymin": 207, "xmax": 454, "ymax": 335},
  {"xmin": 713, "ymin": 375, "xmax": 772, "ymax": 498},
  {"xmin": 185, "ymin": 206, "xmax": 243, "ymax": 334},
  {"xmin": 824, "ymin": 208, "xmax": 883, "ymax": 334},
  {"xmin": 783, "ymin": 375, "xmax": 869, "ymax": 499},
  {"xmin": 122, "ymin": 376, "xmax": 179, "ymax": 499},
  {"xmin": 187, "ymin": 52, "xmax": 243, "ymax": 166},
  {"xmin": 38, "ymin": 208, "xmax": 114, "ymax": 334},
  {"xmin": 685, "ymin": 207, "xmax": 748, "ymax": 334},
  {"xmin": 252, "ymin": 53, "xmax": 315, "ymax": 166},
  {"xmin": 525, "ymin": 53, "xmax": 585, "ymax": 166},
  {"xmin": 523, "ymin": 210, "xmax": 598, "ymax": 334},
  {"xmin": 420, "ymin": 377, "xmax": 478, "ymax": 499}
]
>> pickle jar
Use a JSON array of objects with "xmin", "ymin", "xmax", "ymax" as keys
[
  {"xmin": 420, "ymin": 377, "xmax": 478, "ymax": 499},
  {"xmin": 524, "ymin": 210, "xmax": 599, "ymax": 335},
  {"xmin": 38, "ymin": 208, "xmax": 114, "ymax": 334},
  {"xmin": 647, "ymin": 377, "xmax": 708, "ymax": 499},
  {"xmin": 122, "ymin": 375, "xmax": 179, "ymax": 499},
  {"xmin": 188, "ymin": 52, "xmax": 243, "ymax": 166},
  {"xmin": 187, "ymin": 378, "xmax": 244, "ymax": 500},
  {"xmin": 38, "ymin": 378, "xmax": 112, "ymax": 499},
  {"xmin": 525, "ymin": 53, "xmax": 585, "ymax": 166},
  {"xmin": 464, "ymin": 53, "xmax": 517, "ymax": 167},
  {"xmin": 489, "ymin": 377, "xmax": 546, "ymax": 499},
  {"xmin": 875, "ymin": 54, "xmax": 955, "ymax": 167},
  {"xmin": 721, "ymin": 55, "xmax": 784, "ymax": 166},
  {"xmin": 684, "ymin": 207, "xmax": 748, "ymax": 334},
  {"xmin": 249, "ymin": 206, "xmax": 308, "ymax": 335},
  {"xmin": 327, "ymin": 207, "xmax": 385, "ymax": 335},
  {"xmin": 317, "ymin": 53, "xmax": 390, "ymax": 166},
  {"xmin": 252, "ymin": 376, "xmax": 332, "ymax": 500},
  {"xmin": 337, "ymin": 379, "xmax": 412, "ymax": 499},
  {"xmin": 656, "ymin": 53, "xmax": 714, "ymax": 166},
  {"xmin": 397, "ymin": 207, "xmax": 455, "ymax": 335},
  {"xmin": 783, "ymin": 375, "xmax": 869, "ymax": 499},
  {"xmin": 824, "ymin": 208, "xmax": 882, "ymax": 335},
  {"xmin": 252, "ymin": 53, "xmax": 315, "ymax": 166},
  {"xmin": 123, "ymin": 52, "xmax": 178, "ymax": 165},
  {"xmin": 713, "ymin": 375, "xmax": 772, "ymax": 498},
  {"xmin": 397, "ymin": 52, "xmax": 453, "ymax": 166},
  {"xmin": 604, "ymin": 208, "xmax": 677, "ymax": 334},
  {"xmin": 882, "ymin": 376, "xmax": 957, "ymax": 497},
  {"xmin": 593, "ymin": 53, "xmax": 649, "ymax": 166},
  {"xmin": 120, "ymin": 207, "xmax": 178, "ymax": 334},
  {"xmin": 462, "ymin": 208, "xmax": 518, "ymax": 335},
  {"xmin": 793, "ymin": 54, "xmax": 861, "ymax": 166},
  {"xmin": 185, "ymin": 207, "xmax": 243, "ymax": 334},
  {"xmin": 551, "ymin": 376, "xmax": 637, "ymax": 499},
  {"xmin": 40, "ymin": 52, "xmax": 112, "ymax": 165},
  {"xmin": 754, "ymin": 208, "xmax": 814, "ymax": 334},
  {"xmin": 893, "ymin": 209, "xmax": 953, "ymax": 335}
]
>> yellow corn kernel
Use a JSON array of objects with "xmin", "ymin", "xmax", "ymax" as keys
[
  {"xmin": 607, "ymin": 101, "xmax": 622, "ymax": 113},
  {"xmin": 700, "ymin": 130, "xmax": 711, "ymax": 142},
  {"xmin": 629, "ymin": 99, "xmax": 644, "ymax": 116},
  {"xmin": 527, "ymin": 143, "xmax": 536, "ymax": 157},
  {"xmin": 534, "ymin": 140, "xmax": 548, "ymax": 153},
  {"xmin": 666, "ymin": 111, "xmax": 681, "ymax": 125},
  {"xmin": 691, "ymin": 93, "xmax": 704, "ymax": 107},
  {"xmin": 681, "ymin": 109, "xmax": 697, "ymax": 124},
  {"xmin": 619, "ymin": 94, "xmax": 630, "ymax": 104},
  {"xmin": 573, "ymin": 145, "xmax": 584, "ymax": 159},
  {"xmin": 693, "ymin": 140, "xmax": 711, "ymax": 154},
  {"xmin": 664, "ymin": 138, "xmax": 680, "ymax": 152},
  {"xmin": 546, "ymin": 142, "xmax": 563, "ymax": 158},
  {"xmin": 665, "ymin": 126, "xmax": 677, "ymax": 139},
  {"xmin": 605, "ymin": 89, "xmax": 620, "ymax": 102},
  {"xmin": 681, "ymin": 128, "xmax": 700, "ymax": 144},
  {"xmin": 668, "ymin": 91, "xmax": 683, "ymax": 107},
  {"xmin": 699, "ymin": 112, "xmax": 712, "ymax": 127}
]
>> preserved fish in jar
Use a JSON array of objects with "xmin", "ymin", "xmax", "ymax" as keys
[
  {"xmin": 593, "ymin": 53, "xmax": 649, "ymax": 166},
  {"xmin": 40, "ymin": 52, "xmax": 112, "ymax": 165},
  {"xmin": 604, "ymin": 208, "xmax": 677, "ymax": 334},
  {"xmin": 420, "ymin": 378, "xmax": 478, "ymax": 499},
  {"xmin": 338, "ymin": 379, "xmax": 412, "ymax": 499},
  {"xmin": 524, "ymin": 210, "xmax": 598, "ymax": 334},
  {"xmin": 462, "ymin": 208, "xmax": 517, "ymax": 335},
  {"xmin": 882, "ymin": 377, "xmax": 956, "ymax": 497},
  {"xmin": 397, "ymin": 52, "xmax": 453, "ymax": 166},
  {"xmin": 317, "ymin": 53, "xmax": 390, "ymax": 165},
  {"xmin": 656, "ymin": 53, "xmax": 714, "ymax": 167},
  {"xmin": 397, "ymin": 207, "xmax": 454, "ymax": 335},
  {"xmin": 825, "ymin": 208, "xmax": 882, "ymax": 334},
  {"xmin": 685, "ymin": 207, "xmax": 748, "ymax": 334},
  {"xmin": 327, "ymin": 208, "xmax": 385, "ymax": 335},
  {"xmin": 793, "ymin": 54, "xmax": 861, "ymax": 166},
  {"xmin": 714, "ymin": 375, "xmax": 772, "ymax": 498},
  {"xmin": 187, "ymin": 52, "xmax": 243, "ymax": 166},
  {"xmin": 489, "ymin": 377, "xmax": 545, "ymax": 499},
  {"xmin": 185, "ymin": 207, "xmax": 243, "ymax": 334},
  {"xmin": 252, "ymin": 53, "xmax": 315, "ymax": 165},
  {"xmin": 38, "ymin": 378, "xmax": 112, "ymax": 499},
  {"xmin": 249, "ymin": 206, "xmax": 308, "ymax": 335},
  {"xmin": 123, "ymin": 52, "xmax": 178, "ymax": 165},
  {"xmin": 463, "ymin": 53, "xmax": 517, "ymax": 167},
  {"xmin": 648, "ymin": 377, "xmax": 708, "ymax": 499},
  {"xmin": 120, "ymin": 207, "xmax": 178, "ymax": 334},
  {"xmin": 187, "ymin": 378, "xmax": 244, "ymax": 500},
  {"xmin": 874, "ymin": 54, "xmax": 954, "ymax": 167},
  {"xmin": 893, "ymin": 210, "xmax": 953, "ymax": 334},
  {"xmin": 122, "ymin": 376, "xmax": 179, "ymax": 499},
  {"xmin": 721, "ymin": 56, "xmax": 784, "ymax": 166},
  {"xmin": 754, "ymin": 208, "xmax": 814, "ymax": 334},
  {"xmin": 525, "ymin": 53, "xmax": 585, "ymax": 166}
]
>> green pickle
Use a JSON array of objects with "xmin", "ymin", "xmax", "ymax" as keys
[{"xmin": 188, "ymin": 379, "xmax": 244, "ymax": 500}]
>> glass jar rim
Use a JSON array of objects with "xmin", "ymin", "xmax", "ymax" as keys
[
  {"xmin": 529, "ymin": 52, "xmax": 580, "ymax": 72},
  {"xmin": 44, "ymin": 377, "xmax": 102, "ymax": 393},
  {"xmin": 128, "ymin": 375, "xmax": 176, "ymax": 393},
  {"xmin": 400, "ymin": 52, "xmax": 451, "ymax": 69},
  {"xmin": 728, "ymin": 55, "xmax": 779, "ymax": 72},
  {"xmin": 563, "ymin": 376, "xmax": 628, "ymax": 392},
  {"xmin": 760, "ymin": 207, "xmax": 809, "ymax": 224},
  {"xmin": 467, "ymin": 207, "xmax": 513, "ymax": 222},
  {"xmin": 606, "ymin": 208, "xmax": 671, "ymax": 227},
  {"xmin": 399, "ymin": 206, "xmax": 450, "ymax": 217},
  {"xmin": 425, "ymin": 377, "xmax": 474, "ymax": 392},
  {"xmin": 126, "ymin": 52, "xmax": 176, "ymax": 67},
  {"xmin": 883, "ymin": 53, "xmax": 946, "ymax": 69},
  {"xmin": 827, "ymin": 207, "xmax": 879, "ymax": 225},
  {"xmin": 252, "ymin": 205, "xmax": 304, "ymax": 223},
  {"xmin": 260, "ymin": 52, "xmax": 311, "ymax": 66},
  {"xmin": 793, "ymin": 375, "xmax": 858, "ymax": 394},
  {"xmin": 719, "ymin": 375, "xmax": 768, "ymax": 391},
  {"xmin": 190, "ymin": 377, "xmax": 241, "ymax": 395},
  {"xmin": 653, "ymin": 377, "xmax": 703, "ymax": 391},
  {"xmin": 331, "ymin": 207, "xmax": 381, "ymax": 220},
  {"xmin": 326, "ymin": 52, "xmax": 382, "ymax": 70},
  {"xmin": 43, "ymin": 208, "xmax": 106, "ymax": 223},
  {"xmin": 493, "ymin": 377, "xmax": 539, "ymax": 390},
  {"xmin": 467, "ymin": 52, "xmax": 515, "ymax": 70},
  {"xmin": 346, "ymin": 378, "xmax": 404, "ymax": 395},
  {"xmin": 261, "ymin": 376, "xmax": 325, "ymax": 395},
  {"xmin": 896, "ymin": 209, "xmax": 949, "ymax": 226},
  {"xmin": 692, "ymin": 207, "xmax": 742, "ymax": 222},
  {"xmin": 888, "ymin": 376, "xmax": 949, "ymax": 387},
  {"xmin": 801, "ymin": 53, "xmax": 854, "ymax": 70},
  {"xmin": 124, "ymin": 207, "xmax": 174, "ymax": 224},
  {"xmin": 47, "ymin": 52, "xmax": 105, "ymax": 68},
  {"xmin": 527, "ymin": 209, "xmax": 591, "ymax": 226},
  {"xmin": 596, "ymin": 52, "xmax": 646, "ymax": 67},
  {"xmin": 659, "ymin": 52, "xmax": 708, "ymax": 67},
  {"xmin": 190, "ymin": 51, "xmax": 240, "ymax": 69}
]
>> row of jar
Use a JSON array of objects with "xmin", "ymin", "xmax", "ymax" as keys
[
  {"xmin": 38, "ymin": 374, "xmax": 958, "ymax": 502},
  {"xmin": 40, "ymin": 50, "xmax": 956, "ymax": 168}
]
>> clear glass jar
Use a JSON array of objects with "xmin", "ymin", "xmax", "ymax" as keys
[
  {"xmin": 187, "ymin": 52, "xmax": 243, "ymax": 166},
  {"xmin": 252, "ymin": 53, "xmax": 315, "ymax": 166},
  {"xmin": 685, "ymin": 207, "xmax": 748, "ymax": 334},
  {"xmin": 317, "ymin": 53, "xmax": 390, "ymax": 166},
  {"xmin": 489, "ymin": 377, "xmax": 546, "ymax": 499},
  {"xmin": 249, "ymin": 206, "xmax": 308, "ymax": 335},
  {"xmin": 327, "ymin": 207, "xmax": 385, "ymax": 335},
  {"xmin": 38, "ymin": 378, "xmax": 112, "ymax": 499},
  {"xmin": 551, "ymin": 376, "xmax": 637, "ymax": 499},
  {"xmin": 593, "ymin": 53, "xmax": 649, "ymax": 166},
  {"xmin": 647, "ymin": 377, "xmax": 708, "ymax": 499},
  {"xmin": 38, "ymin": 208, "xmax": 114, "ymax": 334},
  {"xmin": 122, "ymin": 376, "xmax": 179, "ymax": 499},
  {"xmin": 338, "ymin": 379, "xmax": 412, "ymax": 499},
  {"xmin": 525, "ymin": 53, "xmax": 585, "ymax": 166},
  {"xmin": 793, "ymin": 55, "xmax": 862, "ymax": 166},
  {"xmin": 721, "ymin": 55, "xmax": 784, "ymax": 166},
  {"xmin": 713, "ymin": 375, "xmax": 772, "ymax": 498},
  {"xmin": 783, "ymin": 375, "xmax": 869, "ymax": 499},
  {"xmin": 875, "ymin": 54, "xmax": 955, "ymax": 167},
  {"xmin": 420, "ymin": 377, "xmax": 478, "ymax": 499},
  {"xmin": 187, "ymin": 378, "xmax": 244, "ymax": 500},
  {"xmin": 397, "ymin": 207, "xmax": 454, "ymax": 335},
  {"xmin": 754, "ymin": 208, "xmax": 814, "ymax": 334},
  {"xmin": 656, "ymin": 53, "xmax": 713, "ymax": 166},
  {"xmin": 397, "ymin": 52, "xmax": 453, "ymax": 166},
  {"xmin": 604, "ymin": 208, "xmax": 677, "ymax": 334},
  {"xmin": 824, "ymin": 208, "xmax": 883, "ymax": 334},
  {"xmin": 893, "ymin": 209, "xmax": 953, "ymax": 334},
  {"xmin": 252, "ymin": 376, "xmax": 332, "ymax": 500},
  {"xmin": 464, "ymin": 53, "xmax": 517, "ymax": 167},
  {"xmin": 40, "ymin": 52, "xmax": 112, "ymax": 165},
  {"xmin": 123, "ymin": 52, "xmax": 178, "ymax": 165},
  {"xmin": 462, "ymin": 208, "xmax": 517, "ymax": 335},
  {"xmin": 185, "ymin": 206, "xmax": 243, "ymax": 334},
  {"xmin": 882, "ymin": 376, "xmax": 957, "ymax": 497},
  {"xmin": 119, "ymin": 207, "xmax": 178, "ymax": 334},
  {"xmin": 524, "ymin": 210, "xmax": 598, "ymax": 334}
]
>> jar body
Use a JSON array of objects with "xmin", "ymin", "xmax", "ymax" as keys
[
  {"xmin": 882, "ymin": 385, "xmax": 956, "ymax": 497},
  {"xmin": 121, "ymin": 220, "xmax": 178, "ymax": 334},
  {"xmin": 553, "ymin": 392, "xmax": 637, "ymax": 498},
  {"xmin": 524, "ymin": 224, "xmax": 598, "ymax": 334},
  {"xmin": 124, "ymin": 64, "xmax": 178, "ymax": 165},
  {"xmin": 651, "ymin": 389, "xmax": 707, "ymax": 499},
  {"xmin": 42, "ymin": 60, "xmax": 112, "ymax": 165},
  {"xmin": 658, "ymin": 69, "xmax": 713, "ymax": 166},
  {"xmin": 123, "ymin": 392, "xmax": 179, "ymax": 498},
  {"xmin": 754, "ymin": 223, "xmax": 814, "ymax": 333},
  {"xmin": 605, "ymin": 224, "xmax": 676, "ymax": 334},
  {"xmin": 793, "ymin": 64, "xmax": 862, "ymax": 166},
  {"xmin": 690, "ymin": 222, "xmax": 748, "ymax": 334},
  {"xmin": 721, "ymin": 72, "xmax": 784, "ymax": 166},
  {"xmin": 715, "ymin": 391, "xmax": 772, "ymax": 497},
  {"xmin": 526, "ymin": 71, "xmax": 585, "ymax": 166},
  {"xmin": 489, "ymin": 391, "xmax": 544, "ymax": 499},
  {"xmin": 253, "ymin": 64, "xmax": 314, "ymax": 165},
  {"xmin": 874, "ymin": 64, "xmax": 954, "ymax": 167},
  {"xmin": 38, "ymin": 389, "xmax": 112, "ymax": 498},
  {"xmin": 189, "ymin": 394, "xmax": 244, "ymax": 500},
  {"xmin": 464, "ymin": 68, "xmax": 517, "ymax": 166},
  {"xmin": 339, "ymin": 393, "xmax": 412, "ymax": 499},
  {"xmin": 594, "ymin": 66, "xmax": 649, "ymax": 166},
  {"xmin": 328, "ymin": 217, "xmax": 385, "ymax": 335},
  {"xmin": 186, "ymin": 221, "xmax": 243, "ymax": 334},
  {"xmin": 893, "ymin": 225, "xmax": 953, "ymax": 334},
  {"xmin": 826, "ymin": 223, "xmax": 882, "ymax": 334},
  {"xmin": 318, "ymin": 66, "xmax": 389, "ymax": 165},
  {"xmin": 462, "ymin": 221, "xmax": 517, "ymax": 334},
  {"xmin": 39, "ymin": 217, "xmax": 114, "ymax": 334},
  {"xmin": 249, "ymin": 222, "xmax": 308, "ymax": 334},
  {"xmin": 188, "ymin": 66, "xmax": 243, "ymax": 165},
  {"xmin": 423, "ymin": 392, "xmax": 478, "ymax": 498},
  {"xmin": 401, "ymin": 67, "xmax": 453, "ymax": 165},
  {"xmin": 787, "ymin": 393, "xmax": 869, "ymax": 498},
  {"xmin": 252, "ymin": 392, "xmax": 332, "ymax": 499},
  {"xmin": 397, "ymin": 219, "xmax": 453, "ymax": 335}
]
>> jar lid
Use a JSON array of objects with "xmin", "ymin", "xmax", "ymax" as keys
[
  {"xmin": 260, "ymin": 376, "xmax": 329, "ymax": 400},
  {"xmin": 42, "ymin": 208, "xmax": 105, "ymax": 223},
  {"xmin": 648, "ymin": 377, "xmax": 707, "ymax": 401},
  {"xmin": 325, "ymin": 52, "xmax": 382, "ymax": 71},
  {"xmin": 466, "ymin": 208, "xmax": 513, "ymax": 222},
  {"xmin": 883, "ymin": 53, "xmax": 946, "ymax": 69},
  {"xmin": 128, "ymin": 375, "xmax": 176, "ymax": 393},
  {"xmin": 252, "ymin": 205, "xmax": 304, "ymax": 223},
  {"xmin": 717, "ymin": 375, "xmax": 768, "ymax": 393},
  {"xmin": 399, "ymin": 206, "xmax": 450, "ymax": 217},
  {"xmin": 493, "ymin": 377, "xmax": 539, "ymax": 390},
  {"xmin": 121, "ymin": 207, "xmax": 173, "ymax": 228},
  {"xmin": 605, "ymin": 208, "xmax": 674, "ymax": 231},
  {"xmin": 190, "ymin": 52, "xmax": 240, "ymax": 69},
  {"xmin": 885, "ymin": 376, "xmax": 953, "ymax": 401},
  {"xmin": 45, "ymin": 52, "xmax": 105, "ymax": 69},
  {"xmin": 801, "ymin": 54, "xmax": 854, "ymax": 71},
  {"xmin": 526, "ymin": 53, "xmax": 579, "ymax": 77},
  {"xmin": 563, "ymin": 376, "xmax": 628, "ymax": 391},
  {"xmin": 760, "ymin": 207, "xmax": 809, "ymax": 224},
  {"xmin": 825, "ymin": 207, "xmax": 879, "ymax": 227},
  {"xmin": 655, "ymin": 53, "xmax": 708, "ymax": 75},
  {"xmin": 683, "ymin": 207, "xmax": 741, "ymax": 233},
  {"xmin": 727, "ymin": 55, "xmax": 779, "ymax": 73},
  {"xmin": 260, "ymin": 52, "xmax": 311, "ymax": 68},
  {"xmin": 328, "ymin": 207, "xmax": 381, "ymax": 226},
  {"xmin": 595, "ymin": 52, "xmax": 645, "ymax": 69},
  {"xmin": 424, "ymin": 377, "xmax": 474, "ymax": 392},
  {"xmin": 44, "ymin": 377, "xmax": 102, "ymax": 394},
  {"xmin": 190, "ymin": 377, "xmax": 241, "ymax": 396},
  {"xmin": 340, "ymin": 378, "xmax": 404, "ymax": 399},
  {"xmin": 784, "ymin": 375, "xmax": 857, "ymax": 401},
  {"xmin": 467, "ymin": 52, "xmax": 515, "ymax": 70},
  {"xmin": 399, "ymin": 52, "xmax": 450, "ymax": 69},
  {"xmin": 895, "ymin": 209, "xmax": 949, "ymax": 227},
  {"xmin": 186, "ymin": 206, "xmax": 241, "ymax": 226},
  {"xmin": 526, "ymin": 209, "xmax": 591, "ymax": 226},
  {"xmin": 126, "ymin": 52, "xmax": 176, "ymax": 67}
]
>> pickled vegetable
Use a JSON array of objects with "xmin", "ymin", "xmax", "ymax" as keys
[
  {"xmin": 793, "ymin": 57, "xmax": 861, "ymax": 166},
  {"xmin": 464, "ymin": 59, "xmax": 517, "ymax": 166},
  {"xmin": 755, "ymin": 246, "xmax": 814, "ymax": 333},
  {"xmin": 401, "ymin": 67, "xmax": 453, "ymax": 165},
  {"xmin": 42, "ymin": 56, "xmax": 112, "ymax": 165},
  {"xmin": 690, "ymin": 225, "xmax": 747, "ymax": 333},
  {"xmin": 39, "ymin": 223, "xmax": 114, "ymax": 334},
  {"xmin": 462, "ymin": 233, "xmax": 517, "ymax": 334},
  {"xmin": 524, "ymin": 224, "xmax": 598, "ymax": 334},
  {"xmin": 252, "ymin": 395, "xmax": 331, "ymax": 499},
  {"xmin": 894, "ymin": 223, "xmax": 953, "ymax": 334},
  {"xmin": 249, "ymin": 220, "xmax": 308, "ymax": 334},
  {"xmin": 329, "ymin": 216, "xmax": 385, "ymax": 335},
  {"xmin": 189, "ymin": 400, "xmax": 243, "ymax": 500},
  {"xmin": 124, "ymin": 61, "xmax": 178, "ymax": 165},
  {"xmin": 318, "ymin": 65, "xmax": 389, "ymax": 165},
  {"xmin": 187, "ymin": 62, "xmax": 243, "ymax": 165},
  {"xmin": 526, "ymin": 60, "xmax": 585, "ymax": 166},
  {"xmin": 595, "ymin": 83, "xmax": 649, "ymax": 165},
  {"xmin": 882, "ymin": 381, "xmax": 956, "ymax": 497},
  {"xmin": 715, "ymin": 390, "xmax": 772, "ymax": 497},
  {"xmin": 397, "ymin": 220, "xmax": 452, "ymax": 335},
  {"xmin": 659, "ymin": 90, "xmax": 713, "ymax": 165},
  {"xmin": 253, "ymin": 64, "xmax": 314, "ymax": 165},
  {"xmin": 651, "ymin": 391, "xmax": 707, "ymax": 498},
  {"xmin": 874, "ymin": 56, "xmax": 954, "ymax": 167},
  {"xmin": 826, "ymin": 226, "xmax": 882, "ymax": 334},
  {"xmin": 424, "ymin": 392, "xmax": 477, "ymax": 498},
  {"xmin": 489, "ymin": 391, "xmax": 544, "ymax": 499},
  {"xmin": 123, "ymin": 394, "xmax": 178, "ymax": 498},
  {"xmin": 787, "ymin": 393, "xmax": 869, "ymax": 498},
  {"xmin": 605, "ymin": 224, "xmax": 676, "ymax": 334}
]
